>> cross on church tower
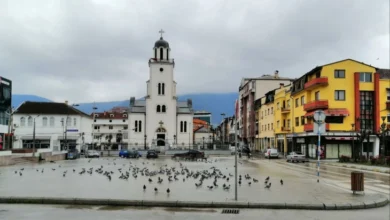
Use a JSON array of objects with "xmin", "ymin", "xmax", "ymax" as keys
[{"xmin": 159, "ymin": 29, "xmax": 165, "ymax": 38}]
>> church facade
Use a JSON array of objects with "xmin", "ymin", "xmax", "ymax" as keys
[{"xmin": 128, "ymin": 33, "xmax": 194, "ymax": 150}]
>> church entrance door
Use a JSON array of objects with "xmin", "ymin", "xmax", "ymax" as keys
[{"xmin": 157, "ymin": 134, "xmax": 165, "ymax": 146}]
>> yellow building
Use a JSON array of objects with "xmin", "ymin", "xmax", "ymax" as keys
[
  {"xmin": 286, "ymin": 59, "xmax": 389, "ymax": 159},
  {"xmin": 273, "ymin": 84, "xmax": 292, "ymax": 156},
  {"xmin": 258, "ymin": 90, "xmax": 276, "ymax": 151}
]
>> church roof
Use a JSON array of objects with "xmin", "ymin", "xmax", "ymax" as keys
[{"xmin": 154, "ymin": 37, "xmax": 169, "ymax": 48}]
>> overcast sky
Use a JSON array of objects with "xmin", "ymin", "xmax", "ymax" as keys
[{"xmin": 1, "ymin": 0, "xmax": 389, "ymax": 103}]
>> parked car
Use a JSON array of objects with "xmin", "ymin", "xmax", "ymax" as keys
[
  {"xmin": 66, "ymin": 149, "xmax": 80, "ymax": 160},
  {"xmin": 146, "ymin": 150, "xmax": 159, "ymax": 159},
  {"xmin": 119, "ymin": 149, "xmax": 141, "ymax": 158},
  {"xmin": 172, "ymin": 149, "xmax": 205, "ymax": 159},
  {"xmin": 86, "ymin": 150, "xmax": 100, "ymax": 158},
  {"xmin": 265, "ymin": 148, "xmax": 279, "ymax": 159},
  {"xmin": 286, "ymin": 152, "xmax": 307, "ymax": 163}
]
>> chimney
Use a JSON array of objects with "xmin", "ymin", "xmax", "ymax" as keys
[
  {"xmin": 274, "ymin": 70, "xmax": 279, "ymax": 79},
  {"xmin": 65, "ymin": 100, "xmax": 68, "ymax": 105}
]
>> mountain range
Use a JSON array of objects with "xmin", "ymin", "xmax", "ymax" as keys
[{"xmin": 11, "ymin": 93, "xmax": 237, "ymax": 125}]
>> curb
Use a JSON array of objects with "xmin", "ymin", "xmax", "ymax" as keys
[
  {"xmin": 309, "ymin": 161, "xmax": 390, "ymax": 174},
  {"xmin": 0, "ymin": 196, "xmax": 387, "ymax": 210}
]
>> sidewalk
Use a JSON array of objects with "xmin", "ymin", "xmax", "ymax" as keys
[{"xmin": 309, "ymin": 160, "xmax": 390, "ymax": 174}]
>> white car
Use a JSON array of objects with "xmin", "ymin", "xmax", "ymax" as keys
[
  {"xmin": 86, "ymin": 150, "xmax": 100, "ymax": 158},
  {"xmin": 265, "ymin": 148, "xmax": 279, "ymax": 158},
  {"xmin": 286, "ymin": 152, "xmax": 307, "ymax": 163}
]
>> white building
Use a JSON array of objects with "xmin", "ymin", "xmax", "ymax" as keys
[
  {"xmin": 92, "ymin": 111, "xmax": 129, "ymax": 150},
  {"xmin": 128, "ymin": 34, "xmax": 194, "ymax": 150},
  {"xmin": 0, "ymin": 76, "xmax": 12, "ymax": 150},
  {"xmin": 12, "ymin": 101, "xmax": 93, "ymax": 151}
]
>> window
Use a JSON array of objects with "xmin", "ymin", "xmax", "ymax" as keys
[
  {"xmin": 94, "ymin": 126, "xmax": 100, "ymax": 130},
  {"xmin": 27, "ymin": 116, "xmax": 33, "ymax": 127},
  {"xmin": 167, "ymin": 48, "xmax": 169, "ymax": 59},
  {"xmin": 160, "ymin": 48, "xmax": 163, "ymax": 59},
  {"xmin": 295, "ymin": 117, "xmax": 299, "ymax": 126},
  {"xmin": 315, "ymin": 91, "xmax": 320, "ymax": 101},
  {"xmin": 359, "ymin": 72, "xmax": 372, "ymax": 82},
  {"xmin": 271, "ymin": 107, "xmax": 273, "ymax": 114},
  {"xmin": 387, "ymin": 114, "xmax": 390, "ymax": 124},
  {"xmin": 138, "ymin": 121, "xmax": 142, "ymax": 132},
  {"xmin": 287, "ymin": 119, "xmax": 291, "ymax": 128},
  {"xmin": 325, "ymin": 116, "xmax": 344, "ymax": 124},
  {"xmin": 134, "ymin": 120, "xmax": 138, "ymax": 132},
  {"xmin": 184, "ymin": 121, "xmax": 187, "ymax": 132},
  {"xmin": 301, "ymin": 116, "xmax": 305, "ymax": 125},
  {"xmin": 124, "ymin": 125, "xmax": 128, "ymax": 130},
  {"xmin": 156, "ymin": 105, "xmax": 161, "ymax": 112},
  {"xmin": 267, "ymin": 124, "xmax": 269, "ymax": 130},
  {"xmin": 334, "ymin": 70, "xmax": 345, "ymax": 78},
  {"xmin": 287, "ymin": 100, "xmax": 290, "ymax": 108},
  {"xmin": 20, "ymin": 117, "xmax": 25, "ymax": 127},
  {"xmin": 277, "ymin": 102, "xmax": 280, "ymax": 109},
  {"xmin": 277, "ymin": 120, "xmax": 280, "ymax": 128},
  {"xmin": 162, "ymin": 83, "xmax": 165, "ymax": 95},
  {"xmin": 271, "ymin": 123, "xmax": 273, "ymax": 130},
  {"xmin": 158, "ymin": 83, "xmax": 161, "ymax": 95},
  {"xmin": 109, "ymin": 126, "xmax": 113, "ymax": 129},
  {"xmin": 162, "ymin": 105, "xmax": 166, "ymax": 113},
  {"xmin": 268, "ymin": 109, "xmax": 270, "ymax": 115},
  {"xmin": 335, "ymin": 90, "xmax": 345, "ymax": 101},
  {"xmin": 66, "ymin": 117, "xmax": 71, "ymax": 126},
  {"xmin": 154, "ymin": 48, "xmax": 157, "ymax": 59},
  {"xmin": 300, "ymin": 96, "xmax": 305, "ymax": 105},
  {"xmin": 295, "ymin": 98, "xmax": 299, "ymax": 107},
  {"xmin": 387, "ymin": 90, "xmax": 390, "ymax": 101},
  {"xmin": 42, "ymin": 117, "xmax": 48, "ymax": 127},
  {"xmin": 50, "ymin": 117, "xmax": 54, "ymax": 127},
  {"xmin": 73, "ymin": 118, "xmax": 77, "ymax": 126},
  {"xmin": 360, "ymin": 91, "xmax": 374, "ymax": 131}
]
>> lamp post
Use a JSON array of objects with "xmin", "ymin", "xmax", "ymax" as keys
[
  {"xmin": 144, "ymin": 134, "xmax": 147, "ymax": 150},
  {"xmin": 351, "ymin": 123, "xmax": 356, "ymax": 160},
  {"xmin": 32, "ymin": 115, "xmax": 40, "ymax": 157},
  {"xmin": 173, "ymin": 135, "xmax": 176, "ymax": 148},
  {"xmin": 209, "ymin": 135, "xmax": 212, "ymax": 149},
  {"xmin": 202, "ymin": 136, "xmax": 205, "ymax": 149},
  {"xmin": 221, "ymin": 113, "xmax": 226, "ymax": 147}
]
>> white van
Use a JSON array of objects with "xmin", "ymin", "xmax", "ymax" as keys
[{"xmin": 265, "ymin": 148, "xmax": 279, "ymax": 159}]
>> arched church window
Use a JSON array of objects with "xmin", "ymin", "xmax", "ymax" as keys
[
  {"xmin": 167, "ymin": 49, "xmax": 169, "ymax": 59},
  {"xmin": 184, "ymin": 121, "xmax": 187, "ymax": 133},
  {"xmin": 161, "ymin": 83, "xmax": 165, "ymax": 95},
  {"xmin": 157, "ymin": 105, "xmax": 161, "ymax": 112},
  {"xmin": 158, "ymin": 83, "xmax": 161, "ymax": 95},
  {"xmin": 162, "ymin": 105, "xmax": 166, "ymax": 113},
  {"xmin": 154, "ymin": 49, "xmax": 157, "ymax": 59},
  {"xmin": 160, "ymin": 48, "xmax": 163, "ymax": 60},
  {"xmin": 180, "ymin": 121, "xmax": 183, "ymax": 132}
]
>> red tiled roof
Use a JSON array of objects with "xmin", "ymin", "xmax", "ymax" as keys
[{"xmin": 93, "ymin": 111, "xmax": 128, "ymax": 119}]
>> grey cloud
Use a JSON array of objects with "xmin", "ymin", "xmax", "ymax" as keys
[{"xmin": 0, "ymin": 0, "xmax": 388, "ymax": 103}]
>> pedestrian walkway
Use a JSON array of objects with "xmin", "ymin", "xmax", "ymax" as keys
[{"xmin": 310, "ymin": 160, "xmax": 390, "ymax": 174}]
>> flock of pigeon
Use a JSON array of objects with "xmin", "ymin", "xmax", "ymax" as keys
[{"xmin": 13, "ymin": 158, "xmax": 284, "ymax": 194}]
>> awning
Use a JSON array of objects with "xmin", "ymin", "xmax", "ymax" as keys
[
  {"xmin": 305, "ymin": 108, "xmax": 349, "ymax": 117},
  {"xmin": 325, "ymin": 137, "xmax": 357, "ymax": 140}
]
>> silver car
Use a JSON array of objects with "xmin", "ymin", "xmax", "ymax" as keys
[
  {"xmin": 286, "ymin": 152, "xmax": 307, "ymax": 163},
  {"xmin": 86, "ymin": 150, "xmax": 100, "ymax": 158}
]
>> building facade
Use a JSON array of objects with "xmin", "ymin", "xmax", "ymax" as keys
[
  {"xmin": 12, "ymin": 102, "xmax": 93, "ymax": 151},
  {"xmin": 238, "ymin": 71, "xmax": 293, "ymax": 148},
  {"xmin": 0, "ymin": 76, "xmax": 12, "ymax": 150},
  {"xmin": 127, "ymin": 35, "xmax": 194, "ymax": 150},
  {"xmin": 254, "ymin": 59, "xmax": 390, "ymax": 159}
]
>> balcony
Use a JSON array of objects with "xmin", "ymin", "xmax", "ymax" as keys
[
  {"xmin": 304, "ymin": 123, "xmax": 330, "ymax": 132},
  {"xmin": 304, "ymin": 77, "xmax": 328, "ymax": 90},
  {"xmin": 303, "ymin": 100, "xmax": 329, "ymax": 111},
  {"xmin": 386, "ymin": 101, "xmax": 390, "ymax": 110},
  {"xmin": 281, "ymin": 107, "xmax": 291, "ymax": 113},
  {"xmin": 281, "ymin": 127, "xmax": 291, "ymax": 132}
]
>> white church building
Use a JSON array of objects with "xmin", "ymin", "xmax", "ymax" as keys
[{"xmin": 128, "ymin": 32, "xmax": 194, "ymax": 150}]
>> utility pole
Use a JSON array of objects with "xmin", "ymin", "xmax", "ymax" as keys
[
  {"xmin": 313, "ymin": 110, "xmax": 325, "ymax": 183},
  {"xmin": 234, "ymin": 117, "xmax": 238, "ymax": 201}
]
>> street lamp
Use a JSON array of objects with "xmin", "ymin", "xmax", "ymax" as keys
[
  {"xmin": 221, "ymin": 113, "xmax": 226, "ymax": 147},
  {"xmin": 173, "ymin": 134, "xmax": 176, "ymax": 146},
  {"xmin": 351, "ymin": 123, "xmax": 356, "ymax": 160},
  {"xmin": 32, "ymin": 115, "xmax": 40, "ymax": 157},
  {"xmin": 202, "ymin": 136, "xmax": 205, "ymax": 149},
  {"xmin": 144, "ymin": 134, "xmax": 147, "ymax": 150}
]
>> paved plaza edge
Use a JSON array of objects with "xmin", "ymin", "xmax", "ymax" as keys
[{"xmin": 0, "ymin": 196, "xmax": 387, "ymax": 210}]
